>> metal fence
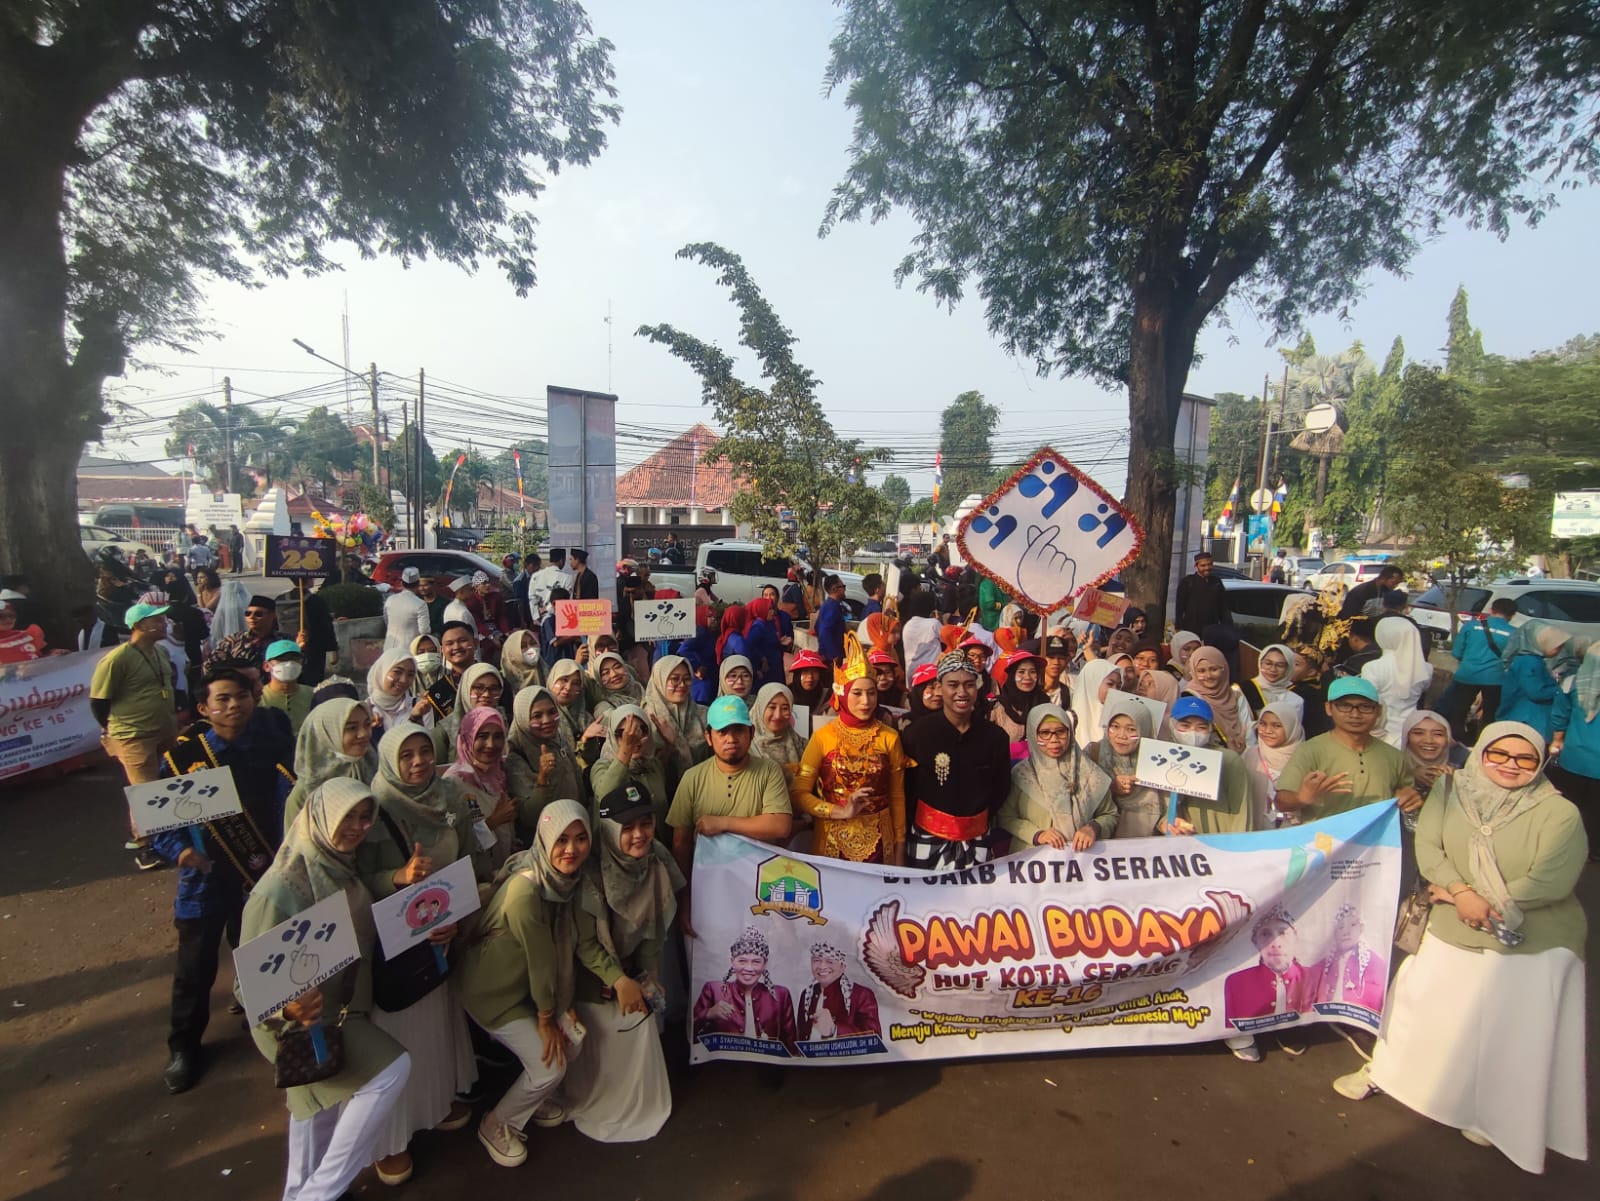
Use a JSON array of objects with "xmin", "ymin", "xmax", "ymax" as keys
[{"xmin": 94, "ymin": 525, "xmax": 186, "ymax": 554}]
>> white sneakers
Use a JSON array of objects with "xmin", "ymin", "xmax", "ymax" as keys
[
  {"xmin": 530, "ymin": 1098, "xmax": 569, "ymax": 1128},
  {"xmin": 478, "ymin": 1114, "xmax": 528, "ymax": 1168},
  {"xmin": 1332, "ymin": 1063, "xmax": 1378, "ymax": 1100}
]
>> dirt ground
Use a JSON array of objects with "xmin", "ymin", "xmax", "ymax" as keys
[{"xmin": 2, "ymin": 758, "xmax": 1594, "ymax": 1201}]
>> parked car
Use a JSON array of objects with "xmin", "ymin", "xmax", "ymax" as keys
[
  {"xmin": 1304, "ymin": 559, "xmax": 1393, "ymax": 594},
  {"xmin": 650, "ymin": 539, "xmax": 871, "ymax": 615},
  {"xmin": 1410, "ymin": 578, "xmax": 1600, "ymax": 642},
  {"xmin": 370, "ymin": 549, "xmax": 508, "ymax": 592},
  {"xmin": 80, "ymin": 524, "xmax": 160, "ymax": 563},
  {"xmin": 435, "ymin": 525, "xmax": 490, "ymax": 552},
  {"xmin": 1219, "ymin": 579, "xmax": 1306, "ymax": 644},
  {"xmin": 1282, "ymin": 555, "xmax": 1325, "ymax": 587}
]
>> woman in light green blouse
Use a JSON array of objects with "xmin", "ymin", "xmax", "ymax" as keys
[{"xmin": 1333, "ymin": 721, "xmax": 1587, "ymax": 1173}]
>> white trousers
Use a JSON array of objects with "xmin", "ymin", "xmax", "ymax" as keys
[
  {"xmin": 488, "ymin": 1018, "xmax": 568, "ymax": 1132},
  {"xmin": 283, "ymin": 1052, "xmax": 412, "ymax": 1201}
]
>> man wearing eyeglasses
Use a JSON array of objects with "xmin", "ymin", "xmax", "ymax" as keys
[{"xmin": 1273, "ymin": 677, "xmax": 1422, "ymax": 820}]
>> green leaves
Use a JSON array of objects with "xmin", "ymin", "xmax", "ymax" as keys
[{"xmin": 638, "ymin": 243, "xmax": 891, "ymax": 569}]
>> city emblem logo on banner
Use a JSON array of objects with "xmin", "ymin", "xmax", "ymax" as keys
[{"xmin": 751, "ymin": 856, "xmax": 828, "ymax": 925}]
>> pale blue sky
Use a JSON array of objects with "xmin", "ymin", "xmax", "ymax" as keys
[{"xmin": 103, "ymin": 0, "xmax": 1600, "ymax": 503}]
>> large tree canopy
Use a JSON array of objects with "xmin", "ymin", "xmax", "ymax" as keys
[
  {"xmin": 0, "ymin": 0, "xmax": 616, "ymax": 638},
  {"xmin": 822, "ymin": 0, "xmax": 1600, "ymax": 625}
]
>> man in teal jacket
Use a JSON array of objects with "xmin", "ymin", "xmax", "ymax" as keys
[{"xmin": 1437, "ymin": 597, "xmax": 1516, "ymax": 742}]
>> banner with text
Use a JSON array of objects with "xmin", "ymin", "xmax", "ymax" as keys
[
  {"xmin": 0, "ymin": 648, "xmax": 111, "ymax": 781},
  {"xmin": 688, "ymin": 802, "xmax": 1400, "ymax": 1064}
]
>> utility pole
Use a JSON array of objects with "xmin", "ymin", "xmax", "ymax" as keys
[
  {"xmin": 223, "ymin": 375, "xmax": 235, "ymax": 492},
  {"xmin": 368, "ymin": 362, "xmax": 381, "ymax": 486},
  {"xmin": 417, "ymin": 369, "xmax": 427, "ymax": 547}
]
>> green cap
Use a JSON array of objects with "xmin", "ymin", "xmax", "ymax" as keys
[
  {"xmin": 124, "ymin": 602, "xmax": 169, "ymax": 627},
  {"xmin": 707, "ymin": 695, "xmax": 753, "ymax": 731},
  {"xmin": 1328, "ymin": 676, "xmax": 1380, "ymax": 703},
  {"xmin": 264, "ymin": 638, "xmax": 303, "ymax": 661}
]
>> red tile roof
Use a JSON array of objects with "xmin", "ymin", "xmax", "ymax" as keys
[{"xmin": 616, "ymin": 423, "xmax": 736, "ymax": 511}]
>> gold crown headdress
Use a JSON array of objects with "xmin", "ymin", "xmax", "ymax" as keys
[{"xmin": 832, "ymin": 632, "xmax": 869, "ymax": 697}]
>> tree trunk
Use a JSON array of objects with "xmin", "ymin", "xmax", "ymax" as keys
[{"xmin": 1120, "ymin": 285, "xmax": 1198, "ymax": 635}]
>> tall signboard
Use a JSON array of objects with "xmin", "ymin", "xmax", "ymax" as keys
[{"xmin": 547, "ymin": 386, "xmax": 617, "ymax": 569}]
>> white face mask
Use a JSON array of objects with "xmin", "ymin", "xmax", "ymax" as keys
[
  {"xmin": 522, "ymin": 648, "xmax": 542, "ymax": 665},
  {"xmin": 414, "ymin": 653, "xmax": 443, "ymax": 673},
  {"xmin": 1173, "ymin": 728, "xmax": 1211, "ymax": 748},
  {"xmin": 269, "ymin": 661, "xmax": 303, "ymax": 683}
]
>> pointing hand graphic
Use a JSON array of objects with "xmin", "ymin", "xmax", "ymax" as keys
[
  {"xmin": 289, "ymin": 945, "xmax": 321, "ymax": 987},
  {"xmin": 1016, "ymin": 524, "xmax": 1076, "ymax": 607}
]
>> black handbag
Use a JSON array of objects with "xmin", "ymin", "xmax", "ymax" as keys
[
  {"xmin": 274, "ymin": 1021, "xmax": 344, "ymax": 1088},
  {"xmin": 370, "ymin": 809, "xmax": 448, "ymax": 1013}
]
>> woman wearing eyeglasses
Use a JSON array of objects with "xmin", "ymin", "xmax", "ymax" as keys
[
  {"xmin": 997, "ymin": 705, "xmax": 1116, "ymax": 852},
  {"xmin": 1332, "ymin": 722, "xmax": 1587, "ymax": 1175}
]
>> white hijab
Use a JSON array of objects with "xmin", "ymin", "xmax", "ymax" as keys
[
  {"xmin": 1252, "ymin": 643, "xmax": 1300, "ymax": 706},
  {"xmin": 1071, "ymin": 661, "xmax": 1118, "ymax": 747}
]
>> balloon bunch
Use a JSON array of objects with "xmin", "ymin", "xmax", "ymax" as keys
[{"xmin": 309, "ymin": 509, "xmax": 385, "ymax": 550}]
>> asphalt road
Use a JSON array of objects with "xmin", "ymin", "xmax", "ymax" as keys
[{"xmin": 2, "ymin": 760, "xmax": 1594, "ymax": 1201}]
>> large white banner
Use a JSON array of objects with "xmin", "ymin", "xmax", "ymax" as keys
[
  {"xmin": 688, "ymin": 802, "xmax": 1401, "ymax": 1064},
  {"xmin": 0, "ymin": 648, "xmax": 111, "ymax": 781}
]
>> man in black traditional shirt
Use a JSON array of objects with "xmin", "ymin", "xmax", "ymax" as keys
[{"xmin": 900, "ymin": 652, "xmax": 1012, "ymax": 869}]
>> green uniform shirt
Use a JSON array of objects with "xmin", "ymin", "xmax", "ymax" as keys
[
  {"xmin": 666, "ymin": 755, "xmax": 791, "ymax": 830},
  {"xmin": 90, "ymin": 642, "xmax": 175, "ymax": 740},
  {"xmin": 260, "ymin": 684, "xmax": 312, "ymax": 735},
  {"xmin": 1275, "ymin": 733, "xmax": 1410, "ymax": 819},
  {"xmin": 1176, "ymin": 748, "xmax": 1257, "ymax": 834}
]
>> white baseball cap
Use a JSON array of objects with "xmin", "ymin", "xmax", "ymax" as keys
[
  {"xmin": 450, "ymin": 575, "xmax": 473, "ymax": 591},
  {"xmin": 400, "ymin": 566, "xmax": 421, "ymax": 584}
]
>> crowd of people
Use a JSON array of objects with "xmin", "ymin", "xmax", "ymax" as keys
[{"xmin": 52, "ymin": 536, "xmax": 1595, "ymax": 1189}]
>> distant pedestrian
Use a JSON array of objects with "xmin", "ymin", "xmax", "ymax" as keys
[
  {"xmin": 384, "ymin": 566, "xmax": 432, "ymax": 652},
  {"xmin": 1338, "ymin": 564, "xmax": 1404, "ymax": 619},
  {"xmin": 1437, "ymin": 599, "xmax": 1515, "ymax": 741},
  {"xmin": 1175, "ymin": 553, "xmax": 1231, "ymax": 636}
]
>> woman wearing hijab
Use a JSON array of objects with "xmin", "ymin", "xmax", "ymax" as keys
[
  {"xmin": 998, "ymin": 705, "xmax": 1116, "ymax": 852},
  {"xmin": 1165, "ymin": 630, "xmax": 1201, "ymax": 681},
  {"xmin": 435, "ymin": 662, "xmax": 506, "ymax": 764},
  {"xmin": 991, "ymin": 647, "xmax": 1048, "ymax": 751},
  {"xmin": 1550, "ymin": 641, "xmax": 1600, "ymax": 862},
  {"xmin": 1361, "ymin": 616, "xmax": 1435, "ymax": 747},
  {"xmin": 1071, "ymin": 659, "xmax": 1122, "ymax": 748},
  {"xmin": 1133, "ymin": 667, "xmax": 1181, "ymax": 738},
  {"xmin": 546, "ymin": 658, "xmax": 600, "ymax": 753},
  {"xmin": 1182, "ymin": 646, "xmax": 1253, "ymax": 751},
  {"xmin": 787, "ymin": 649, "xmax": 833, "ymax": 715},
  {"xmin": 1495, "ymin": 622, "xmax": 1572, "ymax": 742},
  {"xmin": 715, "ymin": 603, "xmax": 751, "ymax": 666},
  {"xmin": 458, "ymin": 802, "xmax": 636, "ymax": 1169},
  {"xmin": 500, "ymin": 629, "xmax": 545, "ymax": 695},
  {"xmin": 359, "ymin": 726, "xmax": 483, "ymax": 1185},
  {"xmin": 410, "ymin": 633, "xmax": 446, "ymax": 690},
  {"xmin": 905, "ymin": 663, "xmax": 941, "ymax": 726},
  {"xmin": 589, "ymin": 705, "xmax": 668, "ymax": 829},
  {"xmin": 1334, "ymin": 723, "xmax": 1587, "ymax": 1174},
  {"xmin": 443, "ymin": 708, "xmax": 519, "ymax": 867},
  {"xmin": 717, "ymin": 654, "xmax": 756, "ymax": 701},
  {"xmin": 790, "ymin": 670, "xmax": 906, "ymax": 864},
  {"xmin": 1401, "ymin": 709, "xmax": 1467, "ymax": 797},
  {"xmin": 367, "ymin": 650, "xmax": 432, "ymax": 734},
  {"xmin": 1291, "ymin": 646, "xmax": 1332, "ymax": 737},
  {"xmin": 1242, "ymin": 644, "xmax": 1304, "ymax": 721},
  {"xmin": 1085, "ymin": 695, "xmax": 1165, "ymax": 838},
  {"xmin": 565, "ymin": 782, "xmax": 684, "ymax": 1142},
  {"xmin": 743, "ymin": 597, "xmax": 785, "ymax": 689},
  {"xmin": 283, "ymin": 697, "xmax": 379, "ymax": 827},
  {"xmin": 589, "ymin": 650, "xmax": 644, "ymax": 720},
  {"xmin": 241, "ymin": 779, "xmax": 412, "ymax": 1201},
  {"xmin": 750, "ymin": 683, "xmax": 807, "ymax": 776},
  {"xmin": 643, "ymin": 654, "xmax": 709, "ymax": 778},
  {"xmin": 1241, "ymin": 700, "xmax": 1306, "ymax": 828},
  {"xmin": 505, "ymin": 685, "xmax": 586, "ymax": 839}
]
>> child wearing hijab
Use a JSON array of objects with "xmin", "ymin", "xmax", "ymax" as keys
[
  {"xmin": 1085, "ymin": 695, "xmax": 1164, "ymax": 837},
  {"xmin": 505, "ymin": 685, "xmax": 586, "ymax": 839},
  {"xmin": 443, "ymin": 708, "xmax": 519, "ymax": 867},
  {"xmin": 241, "ymin": 779, "xmax": 412, "ymax": 1201},
  {"xmin": 1361, "ymin": 616, "xmax": 1434, "ymax": 747},
  {"xmin": 1162, "ymin": 697, "xmax": 1259, "ymax": 836},
  {"xmin": 1071, "ymin": 660, "xmax": 1122, "ymax": 748},
  {"xmin": 1166, "ymin": 630, "xmax": 1201, "ymax": 680},
  {"xmin": 410, "ymin": 634, "xmax": 446, "ymax": 690},
  {"xmin": 283, "ymin": 697, "xmax": 380, "ymax": 826},
  {"xmin": 458, "ymin": 802, "xmax": 637, "ymax": 1169},
  {"xmin": 998, "ymin": 705, "xmax": 1117, "ymax": 852},
  {"xmin": 991, "ymin": 648, "xmax": 1048, "ymax": 755},
  {"xmin": 367, "ymin": 650, "xmax": 432, "ymax": 734},
  {"xmin": 565, "ymin": 782, "xmax": 684, "ymax": 1142},
  {"xmin": 1241, "ymin": 700, "xmax": 1307, "ymax": 827},
  {"xmin": 787, "ymin": 650, "xmax": 833, "ymax": 715}
]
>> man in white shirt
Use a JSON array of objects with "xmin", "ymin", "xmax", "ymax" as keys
[
  {"xmin": 525, "ymin": 551, "xmax": 570, "ymax": 622},
  {"xmin": 383, "ymin": 565, "xmax": 432, "ymax": 651},
  {"xmin": 443, "ymin": 575, "xmax": 479, "ymax": 636}
]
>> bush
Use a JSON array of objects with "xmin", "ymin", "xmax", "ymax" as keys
[{"xmin": 317, "ymin": 581, "xmax": 384, "ymax": 619}]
